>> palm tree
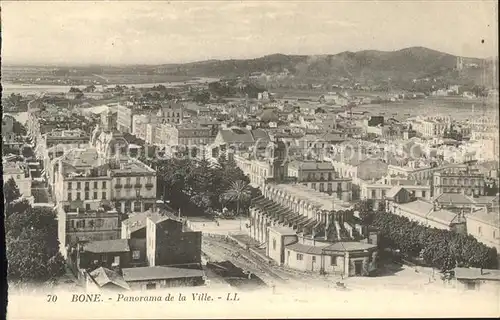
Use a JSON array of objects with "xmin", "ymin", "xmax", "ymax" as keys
[{"xmin": 222, "ymin": 180, "xmax": 252, "ymax": 217}]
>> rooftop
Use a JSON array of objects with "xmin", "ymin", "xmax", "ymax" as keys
[
  {"xmin": 122, "ymin": 210, "xmax": 167, "ymax": 233},
  {"xmin": 288, "ymin": 161, "xmax": 335, "ymax": 171},
  {"xmin": 466, "ymin": 207, "xmax": 500, "ymax": 227},
  {"xmin": 434, "ymin": 192, "xmax": 476, "ymax": 205},
  {"xmin": 454, "ymin": 267, "xmax": 500, "ymax": 281},
  {"xmin": 89, "ymin": 267, "xmax": 130, "ymax": 290},
  {"xmin": 121, "ymin": 266, "xmax": 204, "ymax": 282},
  {"xmin": 268, "ymin": 183, "xmax": 353, "ymax": 211}
]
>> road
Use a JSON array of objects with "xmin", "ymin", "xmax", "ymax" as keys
[{"xmin": 202, "ymin": 234, "xmax": 451, "ymax": 293}]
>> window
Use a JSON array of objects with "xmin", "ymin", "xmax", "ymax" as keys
[
  {"xmin": 146, "ymin": 283, "xmax": 156, "ymax": 290},
  {"xmin": 116, "ymin": 178, "xmax": 121, "ymax": 184},
  {"xmin": 136, "ymin": 177, "xmax": 140, "ymax": 184},
  {"xmin": 93, "ymin": 191, "xmax": 98, "ymax": 199},
  {"xmin": 312, "ymin": 256, "xmax": 316, "ymax": 262},
  {"xmin": 67, "ymin": 193, "xmax": 72, "ymax": 201},
  {"xmin": 478, "ymin": 227, "xmax": 482, "ymax": 235},
  {"xmin": 101, "ymin": 254, "xmax": 107, "ymax": 262},
  {"xmin": 136, "ymin": 189, "xmax": 141, "ymax": 197},
  {"xmin": 102, "ymin": 181, "xmax": 107, "ymax": 188},
  {"xmin": 68, "ymin": 182, "xmax": 72, "ymax": 190},
  {"xmin": 113, "ymin": 256, "xmax": 120, "ymax": 265},
  {"xmin": 147, "ymin": 176, "xmax": 152, "ymax": 184},
  {"xmin": 272, "ymin": 239, "xmax": 277, "ymax": 250},
  {"xmin": 371, "ymin": 190, "xmax": 376, "ymax": 199},
  {"xmin": 331, "ymin": 256, "xmax": 337, "ymax": 266},
  {"xmin": 85, "ymin": 192, "xmax": 89, "ymax": 200},
  {"xmin": 85, "ymin": 182, "xmax": 89, "ymax": 190},
  {"xmin": 327, "ymin": 183, "xmax": 332, "ymax": 191},
  {"xmin": 102, "ymin": 192, "xmax": 106, "ymax": 200},
  {"xmin": 126, "ymin": 177, "xmax": 131, "ymax": 184},
  {"xmin": 77, "ymin": 182, "xmax": 81, "ymax": 190},
  {"xmin": 296, "ymin": 254, "xmax": 303, "ymax": 261},
  {"xmin": 94, "ymin": 181, "xmax": 98, "ymax": 189},
  {"xmin": 422, "ymin": 191, "xmax": 426, "ymax": 198},
  {"xmin": 76, "ymin": 192, "xmax": 81, "ymax": 200},
  {"xmin": 311, "ymin": 183, "xmax": 316, "ymax": 190},
  {"xmin": 319, "ymin": 183, "xmax": 324, "ymax": 192},
  {"xmin": 85, "ymin": 203, "xmax": 91, "ymax": 211},
  {"xmin": 133, "ymin": 251, "xmax": 140, "ymax": 260}
]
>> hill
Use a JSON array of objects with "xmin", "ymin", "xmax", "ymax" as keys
[{"xmin": 153, "ymin": 47, "xmax": 497, "ymax": 87}]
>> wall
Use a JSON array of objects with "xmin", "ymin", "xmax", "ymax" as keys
[
  {"xmin": 79, "ymin": 251, "xmax": 131, "ymax": 270},
  {"xmin": 466, "ymin": 218, "xmax": 500, "ymax": 253},
  {"xmin": 127, "ymin": 276, "xmax": 204, "ymax": 290}
]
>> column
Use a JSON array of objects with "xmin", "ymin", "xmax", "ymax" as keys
[{"xmin": 121, "ymin": 201, "xmax": 125, "ymax": 213}]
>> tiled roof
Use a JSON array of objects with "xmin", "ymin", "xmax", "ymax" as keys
[
  {"xmin": 89, "ymin": 267, "xmax": 130, "ymax": 290},
  {"xmin": 288, "ymin": 161, "xmax": 335, "ymax": 171},
  {"xmin": 286, "ymin": 242, "xmax": 324, "ymax": 255},
  {"xmin": 219, "ymin": 128, "xmax": 270, "ymax": 144},
  {"xmin": 466, "ymin": 207, "xmax": 500, "ymax": 227},
  {"xmin": 83, "ymin": 239, "xmax": 130, "ymax": 253},
  {"xmin": 454, "ymin": 267, "xmax": 500, "ymax": 281},
  {"xmin": 434, "ymin": 192, "xmax": 476, "ymax": 205},
  {"xmin": 122, "ymin": 266, "xmax": 205, "ymax": 282},
  {"xmin": 322, "ymin": 241, "xmax": 377, "ymax": 252},
  {"xmin": 122, "ymin": 210, "xmax": 166, "ymax": 233},
  {"xmin": 386, "ymin": 186, "xmax": 405, "ymax": 199}
]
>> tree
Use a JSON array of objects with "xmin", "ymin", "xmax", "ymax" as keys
[
  {"xmin": 222, "ymin": 180, "xmax": 252, "ymax": 216},
  {"xmin": 6, "ymin": 202, "xmax": 66, "ymax": 283},
  {"xmin": 4, "ymin": 178, "xmax": 21, "ymax": 212},
  {"xmin": 192, "ymin": 91, "xmax": 211, "ymax": 104}
]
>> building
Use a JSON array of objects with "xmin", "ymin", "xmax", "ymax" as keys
[
  {"xmin": 146, "ymin": 215, "xmax": 202, "ymax": 267},
  {"xmin": 121, "ymin": 210, "xmax": 167, "ymax": 239},
  {"xmin": 453, "ymin": 267, "xmax": 500, "ymax": 292},
  {"xmin": 250, "ymin": 185, "xmax": 378, "ymax": 277},
  {"xmin": 132, "ymin": 113, "xmax": 156, "ymax": 141},
  {"xmin": 2, "ymin": 162, "xmax": 33, "ymax": 202},
  {"xmin": 101, "ymin": 109, "xmax": 118, "ymax": 131},
  {"xmin": 57, "ymin": 204, "xmax": 121, "ymax": 256},
  {"xmin": 69, "ymin": 211, "xmax": 204, "ymax": 289},
  {"xmin": 465, "ymin": 206, "xmax": 500, "ymax": 253},
  {"xmin": 155, "ymin": 123, "xmax": 217, "ymax": 147},
  {"xmin": 412, "ymin": 116, "xmax": 450, "ymax": 138},
  {"xmin": 52, "ymin": 148, "xmax": 157, "ymax": 215},
  {"xmin": 287, "ymin": 161, "xmax": 352, "ymax": 201},
  {"xmin": 329, "ymin": 153, "xmax": 388, "ymax": 184},
  {"xmin": 116, "ymin": 104, "xmax": 134, "ymax": 133},
  {"xmin": 433, "ymin": 168, "xmax": 486, "ymax": 197},
  {"xmin": 86, "ymin": 267, "xmax": 131, "ymax": 291},
  {"xmin": 386, "ymin": 187, "xmax": 466, "ymax": 232},
  {"xmin": 359, "ymin": 178, "xmax": 431, "ymax": 205},
  {"xmin": 157, "ymin": 102, "xmax": 184, "ymax": 124},
  {"xmin": 121, "ymin": 266, "xmax": 205, "ymax": 290}
]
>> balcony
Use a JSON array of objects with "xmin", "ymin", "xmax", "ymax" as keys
[
  {"xmin": 124, "ymin": 184, "xmax": 133, "ymax": 189},
  {"xmin": 145, "ymin": 183, "xmax": 154, "ymax": 189},
  {"xmin": 134, "ymin": 183, "xmax": 142, "ymax": 189},
  {"xmin": 115, "ymin": 184, "xmax": 123, "ymax": 189}
]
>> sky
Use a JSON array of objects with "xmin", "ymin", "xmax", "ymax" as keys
[{"xmin": 1, "ymin": 1, "xmax": 498, "ymax": 66}]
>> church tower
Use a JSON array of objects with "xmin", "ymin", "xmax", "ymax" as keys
[{"xmin": 266, "ymin": 138, "xmax": 288, "ymax": 182}]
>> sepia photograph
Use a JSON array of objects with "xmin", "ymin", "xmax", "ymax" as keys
[{"xmin": 1, "ymin": 0, "xmax": 499, "ymax": 319}]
